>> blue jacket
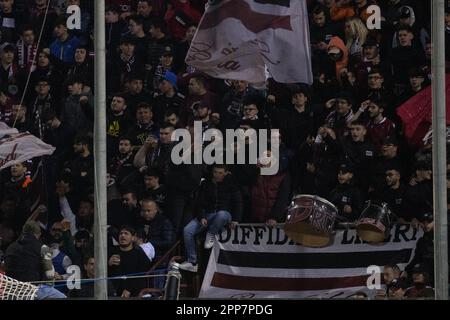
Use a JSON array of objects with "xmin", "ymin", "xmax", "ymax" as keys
[{"xmin": 50, "ymin": 35, "xmax": 81, "ymax": 63}]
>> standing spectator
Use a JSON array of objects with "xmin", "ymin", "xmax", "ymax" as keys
[
  {"xmin": 16, "ymin": 26, "xmax": 39, "ymax": 74},
  {"xmin": 105, "ymin": 5, "xmax": 127, "ymax": 61},
  {"xmin": 136, "ymin": 0, "xmax": 155, "ymax": 32},
  {"xmin": 133, "ymin": 123, "xmax": 175, "ymax": 180},
  {"xmin": 150, "ymin": 46, "xmax": 177, "ymax": 92},
  {"xmin": 4, "ymin": 221, "xmax": 55, "ymax": 283},
  {"xmin": 328, "ymin": 163, "xmax": 363, "ymax": 221},
  {"xmin": 390, "ymin": 26, "xmax": 426, "ymax": 96},
  {"xmin": 108, "ymin": 225, "xmax": 151, "ymax": 297},
  {"xmin": 153, "ymin": 71, "xmax": 185, "ymax": 126},
  {"xmin": 65, "ymin": 45, "xmax": 94, "ymax": 93},
  {"xmin": 50, "ymin": 19, "xmax": 81, "ymax": 64},
  {"xmin": 63, "ymin": 134, "xmax": 94, "ymax": 196},
  {"xmin": 344, "ymin": 17, "xmax": 368, "ymax": 64},
  {"xmin": 128, "ymin": 15, "xmax": 150, "ymax": 62},
  {"xmin": 354, "ymin": 98, "xmax": 396, "ymax": 151},
  {"xmin": 28, "ymin": 0, "xmax": 59, "ymax": 46},
  {"xmin": 123, "ymin": 73, "xmax": 153, "ymax": 115},
  {"xmin": 107, "ymin": 189, "xmax": 140, "ymax": 230},
  {"xmin": 146, "ymin": 18, "xmax": 174, "ymax": 74},
  {"xmin": 140, "ymin": 168, "xmax": 167, "ymax": 210},
  {"xmin": 0, "ymin": 43, "xmax": 24, "ymax": 100},
  {"xmin": 0, "ymin": 0, "xmax": 25, "ymax": 43},
  {"xmin": 108, "ymin": 36, "xmax": 144, "ymax": 94},
  {"xmin": 108, "ymin": 136, "xmax": 137, "ymax": 187},
  {"xmin": 126, "ymin": 102, "xmax": 159, "ymax": 149},
  {"xmin": 106, "ymin": 93, "xmax": 133, "ymax": 158},
  {"xmin": 60, "ymin": 77, "xmax": 92, "ymax": 134}
]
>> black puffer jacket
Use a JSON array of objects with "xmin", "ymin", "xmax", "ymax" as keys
[
  {"xmin": 196, "ymin": 175, "xmax": 243, "ymax": 222},
  {"xmin": 4, "ymin": 233, "xmax": 43, "ymax": 282}
]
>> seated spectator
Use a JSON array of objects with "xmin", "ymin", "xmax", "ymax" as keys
[
  {"xmin": 70, "ymin": 253, "xmax": 116, "ymax": 298},
  {"xmin": 179, "ymin": 165, "xmax": 242, "ymax": 272},
  {"xmin": 135, "ymin": 199, "xmax": 175, "ymax": 259}
]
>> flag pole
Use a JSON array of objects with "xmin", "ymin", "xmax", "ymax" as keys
[
  {"xmin": 94, "ymin": 0, "xmax": 108, "ymax": 300},
  {"xmin": 432, "ymin": 0, "xmax": 448, "ymax": 300}
]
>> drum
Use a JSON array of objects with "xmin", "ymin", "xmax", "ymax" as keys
[
  {"xmin": 284, "ymin": 195, "xmax": 337, "ymax": 247},
  {"xmin": 356, "ymin": 201, "xmax": 393, "ymax": 243}
]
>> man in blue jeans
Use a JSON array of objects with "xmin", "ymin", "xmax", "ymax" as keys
[{"xmin": 179, "ymin": 165, "xmax": 242, "ymax": 272}]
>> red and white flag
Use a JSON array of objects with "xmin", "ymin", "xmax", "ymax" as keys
[
  {"xmin": 186, "ymin": 0, "xmax": 312, "ymax": 84},
  {"xmin": 0, "ymin": 123, "xmax": 55, "ymax": 170}
]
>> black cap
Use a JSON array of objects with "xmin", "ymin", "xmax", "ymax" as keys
[
  {"xmin": 398, "ymin": 6, "xmax": 412, "ymax": 19},
  {"xmin": 409, "ymin": 67, "xmax": 426, "ymax": 78},
  {"xmin": 414, "ymin": 159, "xmax": 432, "ymax": 171},
  {"xmin": 120, "ymin": 36, "xmax": 135, "ymax": 46},
  {"xmin": 363, "ymin": 38, "xmax": 379, "ymax": 48},
  {"xmin": 75, "ymin": 230, "xmax": 91, "ymax": 241},
  {"xmin": 161, "ymin": 46, "xmax": 173, "ymax": 57},
  {"xmin": 416, "ymin": 211, "xmax": 433, "ymax": 223},
  {"xmin": 412, "ymin": 263, "xmax": 428, "ymax": 275},
  {"xmin": 390, "ymin": 278, "xmax": 409, "ymax": 290},
  {"xmin": 335, "ymin": 91, "xmax": 353, "ymax": 105},
  {"xmin": 339, "ymin": 162, "xmax": 354, "ymax": 174},
  {"xmin": 0, "ymin": 42, "xmax": 15, "ymax": 52},
  {"xmin": 382, "ymin": 135, "xmax": 398, "ymax": 146}
]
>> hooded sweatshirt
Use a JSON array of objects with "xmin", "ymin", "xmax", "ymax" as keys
[{"xmin": 327, "ymin": 36, "xmax": 349, "ymax": 80}]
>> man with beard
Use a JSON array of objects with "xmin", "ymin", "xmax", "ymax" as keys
[
  {"xmin": 153, "ymin": 71, "xmax": 185, "ymax": 126},
  {"xmin": 107, "ymin": 190, "xmax": 140, "ymax": 231},
  {"xmin": 63, "ymin": 134, "xmax": 94, "ymax": 196},
  {"xmin": 108, "ymin": 226, "xmax": 151, "ymax": 297},
  {"xmin": 106, "ymin": 94, "xmax": 133, "ymax": 158},
  {"xmin": 126, "ymin": 102, "xmax": 159, "ymax": 149},
  {"xmin": 108, "ymin": 137, "xmax": 137, "ymax": 187}
]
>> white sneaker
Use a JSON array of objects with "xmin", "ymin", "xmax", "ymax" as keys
[
  {"xmin": 178, "ymin": 262, "xmax": 198, "ymax": 272},
  {"xmin": 204, "ymin": 232, "xmax": 216, "ymax": 249}
]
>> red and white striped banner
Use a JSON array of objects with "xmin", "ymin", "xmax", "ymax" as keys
[{"xmin": 200, "ymin": 225, "xmax": 422, "ymax": 298}]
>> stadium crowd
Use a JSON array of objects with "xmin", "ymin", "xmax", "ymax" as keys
[{"xmin": 0, "ymin": 0, "xmax": 447, "ymax": 299}]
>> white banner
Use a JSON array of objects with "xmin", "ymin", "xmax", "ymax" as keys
[
  {"xmin": 186, "ymin": 0, "xmax": 312, "ymax": 84},
  {"xmin": 0, "ymin": 122, "xmax": 19, "ymax": 138},
  {"xmin": 0, "ymin": 123, "xmax": 55, "ymax": 170},
  {"xmin": 200, "ymin": 225, "xmax": 422, "ymax": 299}
]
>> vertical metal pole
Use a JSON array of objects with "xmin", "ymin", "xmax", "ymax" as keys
[
  {"xmin": 432, "ymin": 0, "xmax": 448, "ymax": 300},
  {"xmin": 94, "ymin": 0, "xmax": 108, "ymax": 300}
]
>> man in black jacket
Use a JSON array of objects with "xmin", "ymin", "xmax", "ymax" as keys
[
  {"xmin": 108, "ymin": 225, "xmax": 151, "ymax": 297},
  {"xmin": 179, "ymin": 165, "xmax": 242, "ymax": 272},
  {"xmin": 4, "ymin": 221, "xmax": 53, "ymax": 282}
]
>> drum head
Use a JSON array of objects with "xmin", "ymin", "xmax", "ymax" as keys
[
  {"xmin": 356, "ymin": 223, "xmax": 385, "ymax": 243},
  {"xmin": 285, "ymin": 222, "xmax": 330, "ymax": 248}
]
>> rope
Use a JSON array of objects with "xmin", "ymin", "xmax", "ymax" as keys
[
  {"xmin": 29, "ymin": 271, "xmax": 169, "ymax": 287},
  {"xmin": 13, "ymin": 0, "xmax": 51, "ymax": 128}
]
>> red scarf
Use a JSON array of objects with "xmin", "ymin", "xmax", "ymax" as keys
[{"xmin": 17, "ymin": 39, "xmax": 38, "ymax": 73}]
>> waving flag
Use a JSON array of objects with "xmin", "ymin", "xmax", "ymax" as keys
[
  {"xmin": 186, "ymin": 0, "xmax": 312, "ymax": 84},
  {"xmin": 200, "ymin": 225, "xmax": 421, "ymax": 298},
  {"xmin": 0, "ymin": 124, "xmax": 55, "ymax": 170}
]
